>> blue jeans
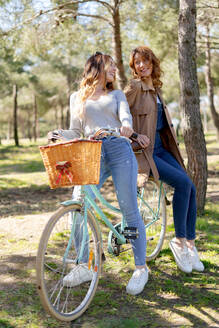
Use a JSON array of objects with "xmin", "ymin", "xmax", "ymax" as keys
[
  {"xmin": 73, "ymin": 137, "xmax": 146, "ymax": 266},
  {"xmin": 153, "ymin": 147, "xmax": 196, "ymax": 240}
]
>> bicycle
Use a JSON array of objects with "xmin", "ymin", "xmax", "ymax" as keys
[{"xmin": 36, "ymin": 128, "xmax": 167, "ymax": 322}]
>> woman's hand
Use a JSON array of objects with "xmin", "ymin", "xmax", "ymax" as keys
[
  {"xmin": 136, "ymin": 134, "xmax": 150, "ymax": 148},
  {"xmin": 47, "ymin": 130, "xmax": 62, "ymax": 142},
  {"xmin": 120, "ymin": 126, "xmax": 134, "ymax": 138}
]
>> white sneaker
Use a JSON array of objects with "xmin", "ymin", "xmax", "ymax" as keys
[
  {"xmin": 169, "ymin": 239, "xmax": 192, "ymax": 273},
  {"xmin": 63, "ymin": 264, "xmax": 93, "ymax": 287},
  {"xmin": 188, "ymin": 246, "xmax": 204, "ymax": 272},
  {"xmin": 126, "ymin": 267, "xmax": 148, "ymax": 295}
]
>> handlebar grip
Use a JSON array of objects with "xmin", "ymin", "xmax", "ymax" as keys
[{"xmin": 51, "ymin": 138, "xmax": 57, "ymax": 143}]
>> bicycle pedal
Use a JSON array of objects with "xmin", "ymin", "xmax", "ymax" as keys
[
  {"xmin": 123, "ymin": 227, "xmax": 139, "ymax": 240},
  {"xmin": 165, "ymin": 196, "xmax": 171, "ymax": 206},
  {"xmin": 102, "ymin": 252, "xmax": 106, "ymax": 262}
]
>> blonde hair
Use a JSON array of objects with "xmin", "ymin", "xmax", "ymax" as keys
[
  {"xmin": 129, "ymin": 46, "xmax": 163, "ymax": 89},
  {"xmin": 74, "ymin": 52, "xmax": 115, "ymax": 118}
]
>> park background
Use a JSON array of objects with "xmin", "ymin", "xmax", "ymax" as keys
[{"xmin": 0, "ymin": 0, "xmax": 218, "ymax": 327}]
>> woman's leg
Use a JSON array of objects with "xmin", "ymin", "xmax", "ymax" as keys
[
  {"xmin": 104, "ymin": 137, "xmax": 146, "ymax": 267},
  {"xmin": 103, "ymin": 137, "xmax": 148, "ymax": 294},
  {"xmin": 153, "ymin": 149, "xmax": 196, "ymax": 241},
  {"xmin": 153, "ymin": 149, "xmax": 204, "ymax": 272},
  {"xmin": 71, "ymin": 149, "xmax": 111, "ymax": 263}
]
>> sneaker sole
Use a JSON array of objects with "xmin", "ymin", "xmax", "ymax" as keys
[
  {"xmin": 192, "ymin": 267, "xmax": 204, "ymax": 272},
  {"xmin": 126, "ymin": 282, "xmax": 147, "ymax": 296},
  {"xmin": 169, "ymin": 241, "xmax": 192, "ymax": 273},
  {"xmin": 63, "ymin": 276, "xmax": 93, "ymax": 288}
]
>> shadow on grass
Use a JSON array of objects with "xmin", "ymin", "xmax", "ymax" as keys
[
  {"xmin": 75, "ymin": 266, "xmax": 219, "ymax": 328},
  {"xmin": 0, "ymin": 319, "xmax": 15, "ymax": 328},
  {"xmin": 0, "ymin": 185, "xmax": 72, "ymax": 218},
  {"xmin": 1, "ymin": 250, "xmax": 219, "ymax": 328},
  {"xmin": 0, "ymin": 254, "xmax": 65, "ymax": 328},
  {"xmin": 146, "ymin": 263, "xmax": 219, "ymax": 325}
]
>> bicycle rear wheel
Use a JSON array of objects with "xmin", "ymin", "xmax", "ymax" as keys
[
  {"xmin": 36, "ymin": 204, "xmax": 102, "ymax": 322},
  {"xmin": 138, "ymin": 179, "xmax": 166, "ymax": 261}
]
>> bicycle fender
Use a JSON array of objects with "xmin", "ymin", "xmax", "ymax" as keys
[{"xmin": 61, "ymin": 200, "xmax": 82, "ymax": 206}]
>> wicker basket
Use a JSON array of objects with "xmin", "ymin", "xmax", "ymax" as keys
[{"xmin": 39, "ymin": 140, "xmax": 102, "ymax": 189}]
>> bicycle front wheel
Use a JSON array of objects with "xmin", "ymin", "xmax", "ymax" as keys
[
  {"xmin": 138, "ymin": 179, "xmax": 167, "ymax": 261},
  {"xmin": 36, "ymin": 204, "xmax": 102, "ymax": 322}
]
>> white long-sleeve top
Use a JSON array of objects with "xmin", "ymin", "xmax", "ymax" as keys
[{"xmin": 58, "ymin": 90, "xmax": 133, "ymax": 140}]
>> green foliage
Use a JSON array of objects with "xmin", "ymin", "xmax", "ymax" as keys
[
  {"xmin": 138, "ymin": 0, "xmax": 179, "ymax": 60},
  {"xmin": 135, "ymin": 0, "xmax": 180, "ymax": 103},
  {"xmin": 0, "ymin": 318, "xmax": 15, "ymax": 328},
  {"xmin": 0, "ymin": 0, "xmax": 218, "ymax": 140}
]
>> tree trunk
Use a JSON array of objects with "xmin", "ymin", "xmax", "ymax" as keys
[
  {"xmin": 60, "ymin": 99, "xmax": 64, "ymax": 129},
  {"xmin": 54, "ymin": 106, "xmax": 58, "ymax": 128},
  {"xmin": 33, "ymin": 93, "xmax": 38, "ymax": 142},
  {"xmin": 178, "ymin": 0, "xmax": 207, "ymax": 214},
  {"xmin": 27, "ymin": 116, "xmax": 32, "ymax": 141},
  {"xmin": 7, "ymin": 120, "xmax": 12, "ymax": 140},
  {"xmin": 205, "ymin": 25, "xmax": 219, "ymax": 140},
  {"xmin": 13, "ymin": 84, "xmax": 19, "ymax": 146},
  {"xmin": 112, "ymin": 0, "xmax": 127, "ymax": 89},
  {"xmin": 66, "ymin": 70, "xmax": 72, "ymax": 128}
]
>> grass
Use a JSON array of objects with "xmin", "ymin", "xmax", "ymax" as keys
[{"xmin": 0, "ymin": 135, "xmax": 218, "ymax": 327}]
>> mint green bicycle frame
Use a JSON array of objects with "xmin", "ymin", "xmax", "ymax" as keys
[{"xmin": 61, "ymin": 181, "xmax": 164, "ymax": 264}]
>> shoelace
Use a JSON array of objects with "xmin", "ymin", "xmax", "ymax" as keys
[{"xmin": 181, "ymin": 251, "xmax": 192, "ymax": 264}]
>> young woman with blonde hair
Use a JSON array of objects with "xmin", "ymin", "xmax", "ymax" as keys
[
  {"xmin": 49, "ymin": 52, "xmax": 149, "ymax": 295},
  {"xmin": 125, "ymin": 46, "xmax": 204, "ymax": 274}
]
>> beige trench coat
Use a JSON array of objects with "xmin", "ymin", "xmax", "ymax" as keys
[{"xmin": 124, "ymin": 78, "xmax": 185, "ymax": 181}]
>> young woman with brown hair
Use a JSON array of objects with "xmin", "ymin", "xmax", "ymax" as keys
[
  {"xmin": 125, "ymin": 46, "xmax": 204, "ymax": 273},
  {"xmin": 49, "ymin": 52, "xmax": 149, "ymax": 295}
]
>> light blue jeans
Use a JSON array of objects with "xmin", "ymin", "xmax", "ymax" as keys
[{"xmin": 73, "ymin": 136, "xmax": 146, "ymax": 266}]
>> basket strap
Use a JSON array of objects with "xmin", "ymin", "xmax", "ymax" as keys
[{"xmin": 55, "ymin": 161, "xmax": 73, "ymax": 185}]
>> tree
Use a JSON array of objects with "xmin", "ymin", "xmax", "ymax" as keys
[
  {"xmin": 54, "ymin": 0, "xmax": 128, "ymax": 88},
  {"xmin": 0, "ymin": 42, "xmax": 32, "ymax": 145},
  {"xmin": 1, "ymin": 0, "xmax": 130, "ymax": 89},
  {"xmin": 178, "ymin": 0, "xmax": 208, "ymax": 213},
  {"xmin": 197, "ymin": 1, "xmax": 219, "ymax": 139},
  {"xmin": 13, "ymin": 84, "xmax": 19, "ymax": 146},
  {"xmin": 204, "ymin": 26, "xmax": 219, "ymax": 140}
]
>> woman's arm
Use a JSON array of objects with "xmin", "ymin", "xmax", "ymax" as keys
[
  {"xmin": 116, "ymin": 90, "xmax": 133, "ymax": 128},
  {"xmin": 114, "ymin": 90, "xmax": 133, "ymax": 138},
  {"xmin": 48, "ymin": 92, "xmax": 83, "ymax": 141}
]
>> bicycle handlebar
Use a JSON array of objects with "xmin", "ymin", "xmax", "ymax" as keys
[
  {"xmin": 49, "ymin": 128, "xmax": 139, "ymax": 142},
  {"xmin": 91, "ymin": 128, "xmax": 121, "ymax": 139},
  {"xmin": 91, "ymin": 127, "xmax": 139, "ymax": 141}
]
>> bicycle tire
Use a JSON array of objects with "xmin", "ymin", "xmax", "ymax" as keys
[
  {"xmin": 36, "ymin": 204, "xmax": 102, "ymax": 322},
  {"xmin": 138, "ymin": 180, "xmax": 167, "ymax": 261}
]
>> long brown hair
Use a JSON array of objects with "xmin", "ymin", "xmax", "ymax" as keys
[
  {"xmin": 75, "ymin": 52, "xmax": 115, "ymax": 118},
  {"xmin": 129, "ymin": 46, "xmax": 163, "ymax": 89}
]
